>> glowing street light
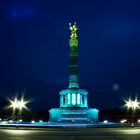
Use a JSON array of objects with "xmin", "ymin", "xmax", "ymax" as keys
[
  {"xmin": 124, "ymin": 98, "xmax": 140, "ymax": 126},
  {"xmin": 103, "ymin": 120, "xmax": 108, "ymax": 123},
  {"xmin": 10, "ymin": 98, "xmax": 19, "ymax": 111},
  {"xmin": 18, "ymin": 98, "xmax": 28, "ymax": 112},
  {"xmin": 31, "ymin": 120, "xmax": 35, "ymax": 124},
  {"xmin": 39, "ymin": 120, "xmax": 43, "ymax": 123},
  {"xmin": 10, "ymin": 98, "xmax": 28, "ymax": 112},
  {"xmin": 9, "ymin": 97, "xmax": 29, "ymax": 122},
  {"xmin": 120, "ymin": 119, "xmax": 127, "ymax": 123}
]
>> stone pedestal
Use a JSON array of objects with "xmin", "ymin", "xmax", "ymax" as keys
[{"xmin": 49, "ymin": 108, "xmax": 99, "ymax": 123}]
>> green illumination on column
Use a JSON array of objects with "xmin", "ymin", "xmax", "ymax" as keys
[
  {"xmin": 69, "ymin": 22, "xmax": 78, "ymax": 47},
  {"xmin": 69, "ymin": 22, "xmax": 79, "ymax": 88}
]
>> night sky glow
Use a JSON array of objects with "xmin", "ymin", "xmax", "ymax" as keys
[{"xmin": 0, "ymin": 0, "xmax": 140, "ymax": 110}]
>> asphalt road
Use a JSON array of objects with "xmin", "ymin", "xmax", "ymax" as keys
[{"xmin": 0, "ymin": 127, "xmax": 140, "ymax": 140}]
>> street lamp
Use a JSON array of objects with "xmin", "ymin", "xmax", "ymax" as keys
[
  {"xmin": 124, "ymin": 98, "xmax": 140, "ymax": 126},
  {"xmin": 9, "ymin": 97, "xmax": 29, "ymax": 122}
]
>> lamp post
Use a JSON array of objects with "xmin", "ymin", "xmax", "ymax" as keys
[
  {"xmin": 124, "ymin": 98, "xmax": 140, "ymax": 126},
  {"xmin": 9, "ymin": 97, "xmax": 28, "ymax": 122}
]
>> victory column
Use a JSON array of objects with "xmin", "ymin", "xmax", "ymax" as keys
[{"xmin": 49, "ymin": 23, "xmax": 99, "ymax": 123}]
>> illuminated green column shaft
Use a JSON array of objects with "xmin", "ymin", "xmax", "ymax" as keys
[{"xmin": 69, "ymin": 23, "xmax": 79, "ymax": 89}]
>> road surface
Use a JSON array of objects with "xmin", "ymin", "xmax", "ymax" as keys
[{"xmin": 0, "ymin": 127, "xmax": 140, "ymax": 140}]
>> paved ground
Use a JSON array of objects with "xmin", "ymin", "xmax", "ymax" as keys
[{"xmin": 0, "ymin": 127, "xmax": 140, "ymax": 140}]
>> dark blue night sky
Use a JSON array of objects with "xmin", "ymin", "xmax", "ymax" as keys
[{"xmin": 0, "ymin": 0, "xmax": 140, "ymax": 110}]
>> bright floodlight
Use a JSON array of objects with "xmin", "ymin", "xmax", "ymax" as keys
[
  {"xmin": 10, "ymin": 98, "xmax": 19, "ymax": 111},
  {"xmin": 132, "ymin": 99, "xmax": 140, "ymax": 110},
  {"xmin": 125, "ymin": 99, "xmax": 132, "ymax": 109},
  {"xmin": 120, "ymin": 119, "xmax": 127, "ymax": 123},
  {"xmin": 31, "ymin": 120, "xmax": 35, "ymax": 123},
  {"xmin": 18, "ymin": 98, "xmax": 28, "ymax": 111},
  {"xmin": 9, "ymin": 97, "xmax": 29, "ymax": 112},
  {"xmin": 124, "ymin": 98, "xmax": 140, "ymax": 110},
  {"xmin": 124, "ymin": 98, "xmax": 140, "ymax": 126},
  {"xmin": 39, "ymin": 120, "xmax": 43, "ymax": 123},
  {"xmin": 103, "ymin": 120, "xmax": 108, "ymax": 123}
]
